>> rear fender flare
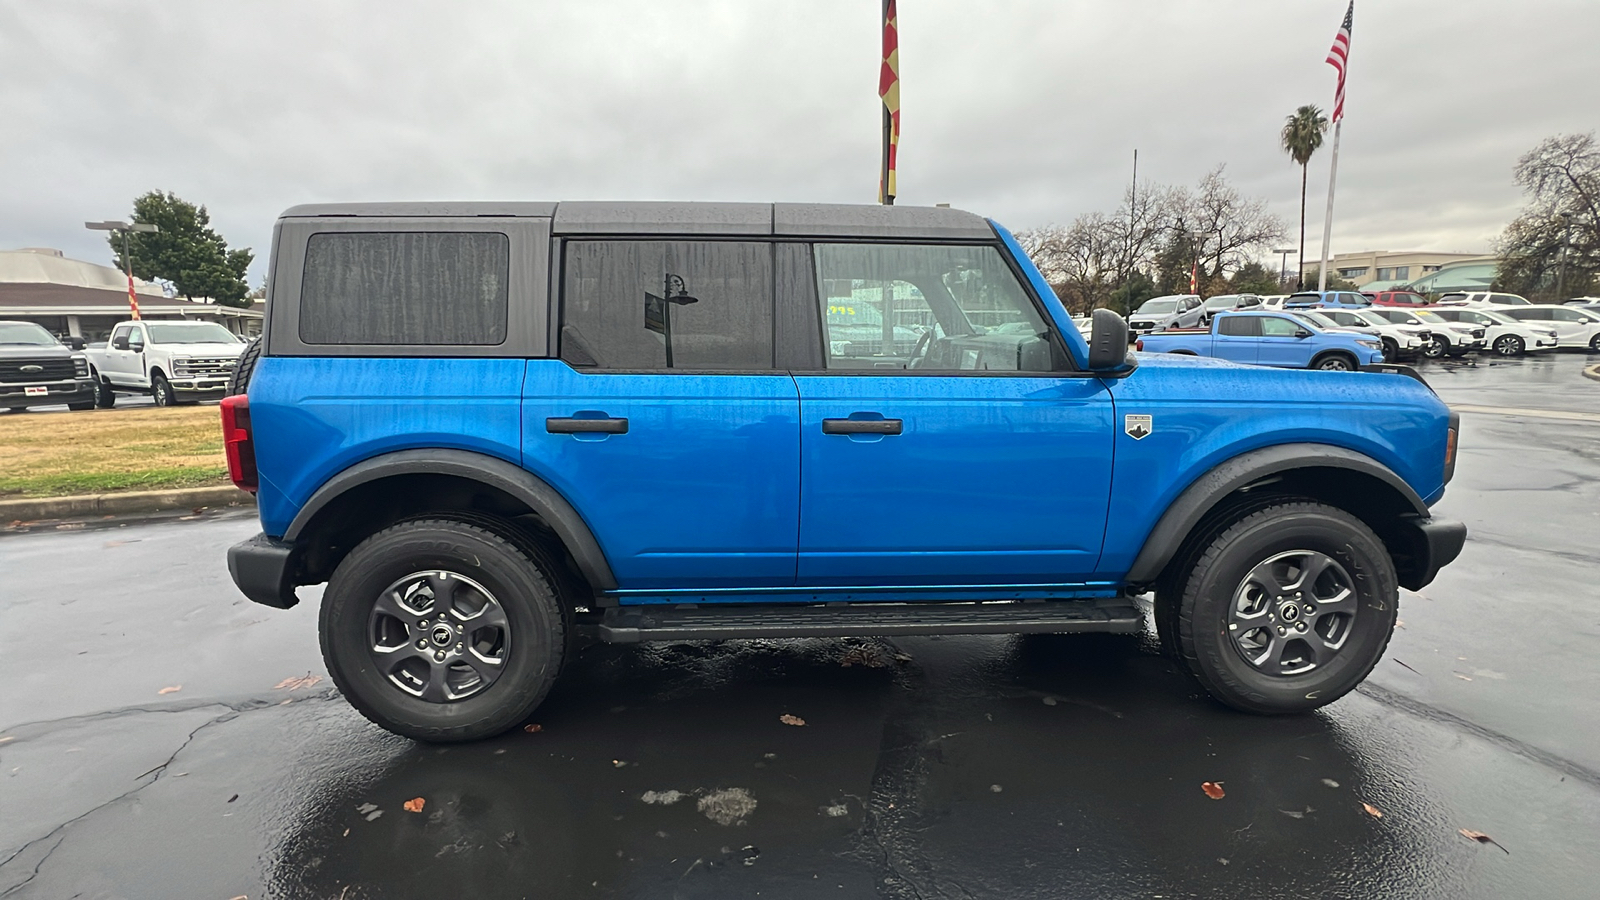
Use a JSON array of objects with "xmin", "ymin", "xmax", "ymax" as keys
[
  {"xmin": 1123, "ymin": 443, "xmax": 1428, "ymax": 586},
  {"xmin": 284, "ymin": 448, "xmax": 617, "ymax": 593}
]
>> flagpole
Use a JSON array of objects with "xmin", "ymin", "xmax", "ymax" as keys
[
  {"xmin": 1317, "ymin": 121, "xmax": 1342, "ymax": 293},
  {"xmin": 880, "ymin": 0, "xmax": 894, "ymax": 205}
]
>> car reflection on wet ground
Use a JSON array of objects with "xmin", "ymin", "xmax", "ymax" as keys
[{"xmin": 2, "ymin": 351, "xmax": 1597, "ymax": 899}]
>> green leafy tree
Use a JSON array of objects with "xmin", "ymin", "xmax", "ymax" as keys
[
  {"xmin": 1108, "ymin": 270, "xmax": 1156, "ymax": 315},
  {"xmin": 1495, "ymin": 133, "xmax": 1600, "ymax": 300},
  {"xmin": 110, "ymin": 191, "xmax": 254, "ymax": 308},
  {"xmin": 1228, "ymin": 261, "xmax": 1283, "ymax": 295},
  {"xmin": 1281, "ymin": 106, "xmax": 1328, "ymax": 290}
]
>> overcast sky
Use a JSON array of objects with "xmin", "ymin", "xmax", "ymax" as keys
[{"xmin": 4, "ymin": 0, "xmax": 1597, "ymax": 286}]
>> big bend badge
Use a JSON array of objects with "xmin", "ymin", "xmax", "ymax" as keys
[{"xmin": 1124, "ymin": 415, "xmax": 1153, "ymax": 440}]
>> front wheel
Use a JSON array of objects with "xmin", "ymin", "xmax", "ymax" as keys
[
  {"xmin": 1380, "ymin": 337, "xmax": 1398, "ymax": 361},
  {"xmin": 1589, "ymin": 333, "xmax": 1600, "ymax": 351},
  {"xmin": 1493, "ymin": 335, "xmax": 1525, "ymax": 356},
  {"xmin": 1313, "ymin": 353, "xmax": 1357, "ymax": 371},
  {"xmin": 151, "ymin": 373, "xmax": 176, "ymax": 407},
  {"xmin": 320, "ymin": 518, "xmax": 567, "ymax": 742},
  {"xmin": 1422, "ymin": 337, "xmax": 1447, "ymax": 359},
  {"xmin": 1161, "ymin": 501, "xmax": 1398, "ymax": 714}
]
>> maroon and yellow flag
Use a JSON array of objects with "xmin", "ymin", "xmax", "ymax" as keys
[
  {"xmin": 879, "ymin": 0, "xmax": 899, "ymax": 203},
  {"xmin": 126, "ymin": 272, "xmax": 141, "ymax": 320}
]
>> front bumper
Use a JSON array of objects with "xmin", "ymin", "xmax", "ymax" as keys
[
  {"xmin": 228, "ymin": 533, "xmax": 301, "ymax": 609},
  {"xmin": 1389, "ymin": 516, "xmax": 1467, "ymax": 591},
  {"xmin": 0, "ymin": 379, "xmax": 95, "ymax": 408},
  {"xmin": 170, "ymin": 376, "xmax": 232, "ymax": 397}
]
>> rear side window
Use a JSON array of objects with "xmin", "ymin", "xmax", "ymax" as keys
[
  {"xmin": 561, "ymin": 241, "xmax": 773, "ymax": 370},
  {"xmin": 299, "ymin": 232, "xmax": 510, "ymax": 345},
  {"xmin": 1218, "ymin": 316, "xmax": 1258, "ymax": 336}
]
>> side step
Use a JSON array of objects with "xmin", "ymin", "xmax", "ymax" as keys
[{"xmin": 598, "ymin": 599, "xmax": 1143, "ymax": 644}]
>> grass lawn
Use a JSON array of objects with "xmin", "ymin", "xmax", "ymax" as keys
[{"xmin": 0, "ymin": 406, "xmax": 230, "ymax": 498}]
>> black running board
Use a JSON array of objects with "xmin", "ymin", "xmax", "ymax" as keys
[{"xmin": 598, "ymin": 599, "xmax": 1143, "ymax": 644}]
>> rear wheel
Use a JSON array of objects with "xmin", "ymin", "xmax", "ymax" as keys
[
  {"xmin": 1163, "ymin": 501, "xmax": 1398, "ymax": 714},
  {"xmin": 1588, "ymin": 334, "xmax": 1600, "ymax": 351},
  {"xmin": 1493, "ymin": 335, "xmax": 1524, "ymax": 356},
  {"xmin": 320, "ymin": 518, "xmax": 567, "ymax": 742}
]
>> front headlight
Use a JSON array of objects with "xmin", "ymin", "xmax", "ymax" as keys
[
  {"xmin": 1356, "ymin": 339, "xmax": 1381, "ymax": 350},
  {"xmin": 72, "ymin": 354, "xmax": 89, "ymax": 377}
]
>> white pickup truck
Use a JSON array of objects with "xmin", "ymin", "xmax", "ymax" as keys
[{"xmin": 83, "ymin": 320, "xmax": 245, "ymax": 407}]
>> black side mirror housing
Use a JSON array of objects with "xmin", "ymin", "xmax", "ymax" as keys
[
  {"xmin": 1295, "ymin": 329, "xmax": 1313, "ymax": 338},
  {"xmin": 63, "ymin": 336, "xmax": 86, "ymax": 350},
  {"xmin": 111, "ymin": 336, "xmax": 129, "ymax": 351},
  {"xmin": 1088, "ymin": 309, "xmax": 1130, "ymax": 370}
]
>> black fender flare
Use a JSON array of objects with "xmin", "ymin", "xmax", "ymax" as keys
[
  {"xmin": 284, "ymin": 448, "xmax": 618, "ymax": 593},
  {"xmin": 1123, "ymin": 443, "xmax": 1429, "ymax": 586}
]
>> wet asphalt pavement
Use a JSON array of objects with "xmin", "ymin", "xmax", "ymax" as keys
[{"xmin": 3, "ymin": 352, "xmax": 1598, "ymax": 899}]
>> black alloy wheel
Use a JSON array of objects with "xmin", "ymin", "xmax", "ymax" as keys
[
  {"xmin": 1159, "ymin": 500, "xmax": 1398, "ymax": 714},
  {"xmin": 1493, "ymin": 335, "xmax": 1525, "ymax": 356},
  {"xmin": 151, "ymin": 373, "xmax": 176, "ymax": 407},
  {"xmin": 321, "ymin": 518, "xmax": 567, "ymax": 742}
]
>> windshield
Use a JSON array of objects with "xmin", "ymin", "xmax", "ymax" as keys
[
  {"xmin": 1294, "ymin": 312, "xmax": 1340, "ymax": 329},
  {"xmin": 1205, "ymin": 296, "xmax": 1240, "ymax": 310},
  {"xmin": 1477, "ymin": 311, "xmax": 1517, "ymax": 325},
  {"xmin": 1413, "ymin": 311, "xmax": 1449, "ymax": 325},
  {"xmin": 0, "ymin": 322, "xmax": 60, "ymax": 346},
  {"xmin": 1136, "ymin": 299, "xmax": 1178, "ymax": 314},
  {"xmin": 145, "ymin": 322, "xmax": 241, "ymax": 344},
  {"xmin": 1355, "ymin": 311, "xmax": 1393, "ymax": 328}
]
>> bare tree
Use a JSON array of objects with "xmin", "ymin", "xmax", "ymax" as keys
[
  {"xmin": 1496, "ymin": 133, "xmax": 1600, "ymax": 299},
  {"xmin": 1183, "ymin": 166, "xmax": 1288, "ymax": 279}
]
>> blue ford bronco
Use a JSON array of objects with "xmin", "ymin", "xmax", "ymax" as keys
[{"xmin": 222, "ymin": 201, "xmax": 1465, "ymax": 742}]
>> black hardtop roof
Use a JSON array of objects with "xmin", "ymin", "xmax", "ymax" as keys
[{"xmin": 276, "ymin": 201, "xmax": 995, "ymax": 240}]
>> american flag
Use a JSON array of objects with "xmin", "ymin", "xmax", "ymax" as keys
[
  {"xmin": 1325, "ymin": 2, "xmax": 1353, "ymax": 122},
  {"xmin": 879, "ymin": 0, "xmax": 899, "ymax": 203}
]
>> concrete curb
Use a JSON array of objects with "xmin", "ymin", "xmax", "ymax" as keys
[
  {"xmin": 0, "ymin": 485, "xmax": 254, "ymax": 523},
  {"xmin": 1584, "ymin": 363, "xmax": 1600, "ymax": 382}
]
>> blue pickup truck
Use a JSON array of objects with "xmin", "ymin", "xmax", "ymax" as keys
[
  {"xmin": 220, "ymin": 202, "xmax": 1464, "ymax": 742},
  {"xmin": 1136, "ymin": 310, "xmax": 1386, "ymax": 370}
]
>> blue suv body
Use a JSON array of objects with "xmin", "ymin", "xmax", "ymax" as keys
[{"xmin": 222, "ymin": 202, "xmax": 1465, "ymax": 741}]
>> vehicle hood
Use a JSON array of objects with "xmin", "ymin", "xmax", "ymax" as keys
[
  {"xmin": 152, "ymin": 342, "xmax": 246, "ymax": 356},
  {"xmin": 0, "ymin": 343, "xmax": 72, "ymax": 360}
]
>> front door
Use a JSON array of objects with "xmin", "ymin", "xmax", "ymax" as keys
[
  {"xmin": 1256, "ymin": 314, "xmax": 1313, "ymax": 367},
  {"xmin": 794, "ymin": 242, "xmax": 1114, "ymax": 588},
  {"xmin": 522, "ymin": 239, "xmax": 800, "ymax": 594},
  {"xmin": 103, "ymin": 323, "xmax": 146, "ymax": 386}
]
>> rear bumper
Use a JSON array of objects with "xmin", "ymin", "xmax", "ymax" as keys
[
  {"xmin": 227, "ymin": 533, "xmax": 301, "ymax": 608},
  {"xmin": 1389, "ymin": 516, "xmax": 1467, "ymax": 591}
]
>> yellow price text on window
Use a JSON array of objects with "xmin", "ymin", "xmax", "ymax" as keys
[{"xmin": 827, "ymin": 305, "xmax": 858, "ymax": 316}]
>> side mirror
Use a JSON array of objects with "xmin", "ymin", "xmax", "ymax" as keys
[
  {"xmin": 64, "ymin": 336, "xmax": 86, "ymax": 350},
  {"xmin": 1088, "ymin": 309, "xmax": 1130, "ymax": 370},
  {"xmin": 1295, "ymin": 328, "xmax": 1313, "ymax": 339},
  {"xmin": 112, "ymin": 335, "xmax": 129, "ymax": 351}
]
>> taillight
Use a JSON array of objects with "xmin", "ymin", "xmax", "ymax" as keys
[
  {"xmin": 1443, "ymin": 412, "xmax": 1460, "ymax": 484},
  {"xmin": 1134, "ymin": 339, "xmax": 1144, "ymax": 351},
  {"xmin": 220, "ymin": 395, "xmax": 258, "ymax": 493}
]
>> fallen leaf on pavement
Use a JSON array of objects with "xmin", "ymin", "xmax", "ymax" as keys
[
  {"xmin": 158, "ymin": 685, "xmax": 182, "ymax": 695},
  {"xmin": 779, "ymin": 714, "xmax": 806, "ymax": 726},
  {"xmin": 403, "ymin": 797, "xmax": 425, "ymax": 813},
  {"xmin": 1361, "ymin": 802, "xmax": 1384, "ymax": 818},
  {"xmin": 274, "ymin": 674, "xmax": 322, "ymax": 691},
  {"xmin": 1321, "ymin": 778, "xmax": 1340, "ymax": 788},
  {"xmin": 1459, "ymin": 829, "xmax": 1510, "ymax": 853},
  {"xmin": 1201, "ymin": 782, "xmax": 1225, "ymax": 800},
  {"xmin": 1453, "ymin": 673, "xmax": 1473, "ymax": 681},
  {"xmin": 0, "ymin": 736, "xmax": 13, "ymax": 745},
  {"xmin": 523, "ymin": 724, "xmax": 543, "ymax": 733}
]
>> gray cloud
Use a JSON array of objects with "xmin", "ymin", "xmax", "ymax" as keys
[{"xmin": 3, "ymin": 0, "xmax": 1596, "ymax": 285}]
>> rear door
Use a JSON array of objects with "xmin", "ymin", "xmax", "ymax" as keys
[
  {"xmin": 521, "ymin": 239, "xmax": 800, "ymax": 592},
  {"xmin": 792, "ymin": 241, "xmax": 1113, "ymax": 588}
]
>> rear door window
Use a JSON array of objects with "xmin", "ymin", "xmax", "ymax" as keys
[
  {"xmin": 1218, "ymin": 315, "xmax": 1259, "ymax": 336},
  {"xmin": 299, "ymin": 232, "xmax": 510, "ymax": 345},
  {"xmin": 560, "ymin": 240, "xmax": 773, "ymax": 370}
]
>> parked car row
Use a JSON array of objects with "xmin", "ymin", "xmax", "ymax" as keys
[{"xmin": 1, "ymin": 318, "xmax": 248, "ymax": 412}]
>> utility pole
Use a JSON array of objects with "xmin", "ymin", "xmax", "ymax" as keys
[
  {"xmin": 1556, "ymin": 212, "xmax": 1573, "ymax": 299},
  {"xmin": 85, "ymin": 220, "xmax": 159, "ymax": 319}
]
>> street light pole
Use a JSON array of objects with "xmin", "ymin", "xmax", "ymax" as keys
[
  {"xmin": 1556, "ymin": 212, "xmax": 1573, "ymax": 299},
  {"xmin": 1274, "ymin": 248, "xmax": 1294, "ymax": 289},
  {"xmin": 85, "ymin": 220, "xmax": 159, "ymax": 320}
]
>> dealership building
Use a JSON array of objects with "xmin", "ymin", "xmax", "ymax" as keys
[{"xmin": 0, "ymin": 247, "xmax": 261, "ymax": 343}]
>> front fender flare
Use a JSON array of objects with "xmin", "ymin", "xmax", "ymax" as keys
[
  {"xmin": 284, "ymin": 448, "xmax": 617, "ymax": 593},
  {"xmin": 1123, "ymin": 443, "xmax": 1429, "ymax": 586}
]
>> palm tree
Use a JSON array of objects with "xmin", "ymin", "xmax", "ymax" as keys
[{"xmin": 1281, "ymin": 105, "xmax": 1328, "ymax": 289}]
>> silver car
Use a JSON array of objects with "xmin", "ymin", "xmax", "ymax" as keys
[{"xmin": 1128, "ymin": 294, "xmax": 1205, "ymax": 335}]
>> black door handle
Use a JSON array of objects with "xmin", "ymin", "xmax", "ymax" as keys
[
  {"xmin": 822, "ymin": 418, "xmax": 902, "ymax": 435},
  {"xmin": 547, "ymin": 417, "xmax": 629, "ymax": 434}
]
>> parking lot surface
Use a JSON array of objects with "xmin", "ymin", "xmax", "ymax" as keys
[{"xmin": 2, "ymin": 352, "xmax": 1597, "ymax": 899}]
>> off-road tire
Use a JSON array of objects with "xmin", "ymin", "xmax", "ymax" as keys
[
  {"xmin": 1167, "ymin": 501, "xmax": 1398, "ymax": 714},
  {"xmin": 227, "ymin": 337, "xmax": 261, "ymax": 397},
  {"xmin": 320, "ymin": 517, "xmax": 568, "ymax": 742}
]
